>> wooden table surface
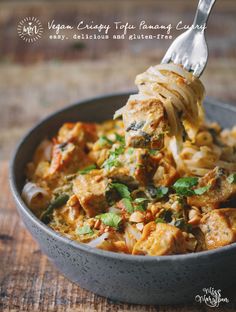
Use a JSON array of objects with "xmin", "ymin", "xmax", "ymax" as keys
[{"xmin": 1, "ymin": 1, "xmax": 236, "ymax": 311}]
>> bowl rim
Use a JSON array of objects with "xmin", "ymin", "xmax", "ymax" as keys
[{"xmin": 9, "ymin": 92, "xmax": 236, "ymax": 263}]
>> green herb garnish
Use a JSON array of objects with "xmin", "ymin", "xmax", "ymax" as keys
[
  {"xmin": 149, "ymin": 149, "xmax": 157, "ymax": 156},
  {"xmin": 110, "ymin": 182, "xmax": 131, "ymax": 199},
  {"xmin": 133, "ymin": 197, "xmax": 148, "ymax": 211},
  {"xmin": 76, "ymin": 224, "xmax": 94, "ymax": 235},
  {"xmin": 114, "ymin": 133, "xmax": 125, "ymax": 144},
  {"xmin": 147, "ymin": 185, "xmax": 169, "ymax": 199},
  {"xmin": 174, "ymin": 218, "xmax": 192, "ymax": 232},
  {"xmin": 156, "ymin": 187, "xmax": 169, "ymax": 199},
  {"xmin": 103, "ymin": 158, "xmax": 121, "ymax": 170},
  {"xmin": 155, "ymin": 217, "xmax": 165, "ymax": 224},
  {"xmin": 227, "ymin": 173, "xmax": 236, "ymax": 184},
  {"xmin": 97, "ymin": 135, "xmax": 113, "ymax": 147},
  {"xmin": 173, "ymin": 177, "xmax": 210, "ymax": 196},
  {"xmin": 134, "ymin": 198, "xmax": 148, "ymax": 204},
  {"xmin": 121, "ymin": 198, "xmax": 134, "ymax": 213},
  {"xmin": 134, "ymin": 204, "xmax": 146, "ymax": 212},
  {"xmin": 78, "ymin": 164, "xmax": 97, "ymax": 175},
  {"xmin": 174, "ymin": 177, "xmax": 199, "ymax": 189},
  {"xmin": 40, "ymin": 194, "xmax": 69, "ymax": 224},
  {"xmin": 174, "ymin": 188, "xmax": 195, "ymax": 196},
  {"xmin": 174, "ymin": 218, "xmax": 186, "ymax": 229},
  {"xmin": 173, "ymin": 177, "xmax": 198, "ymax": 196},
  {"xmin": 96, "ymin": 212, "xmax": 122, "ymax": 229},
  {"xmin": 127, "ymin": 148, "xmax": 134, "ymax": 155},
  {"xmin": 102, "ymin": 146, "xmax": 124, "ymax": 170},
  {"xmin": 193, "ymin": 185, "xmax": 210, "ymax": 195}
]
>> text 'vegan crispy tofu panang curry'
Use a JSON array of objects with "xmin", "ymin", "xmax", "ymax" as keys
[{"xmin": 22, "ymin": 64, "xmax": 236, "ymax": 256}]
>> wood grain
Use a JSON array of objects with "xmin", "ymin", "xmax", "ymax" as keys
[
  {"xmin": 1, "ymin": 0, "xmax": 236, "ymax": 160},
  {"xmin": 1, "ymin": 161, "xmax": 236, "ymax": 311},
  {"xmin": 1, "ymin": 0, "xmax": 236, "ymax": 310}
]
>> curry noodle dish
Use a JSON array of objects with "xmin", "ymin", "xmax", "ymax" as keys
[{"xmin": 22, "ymin": 64, "xmax": 236, "ymax": 256}]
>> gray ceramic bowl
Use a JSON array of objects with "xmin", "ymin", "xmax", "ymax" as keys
[{"xmin": 9, "ymin": 93, "xmax": 236, "ymax": 305}]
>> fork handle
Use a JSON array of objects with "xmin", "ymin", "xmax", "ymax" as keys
[{"xmin": 193, "ymin": 0, "xmax": 217, "ymax": 31}]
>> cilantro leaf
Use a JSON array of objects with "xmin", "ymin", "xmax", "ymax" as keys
[
  {"xmin": 134, "ymin": 198, "xmax": 148, "ymax": 204},
  {"xmin": 227, "ymin": 173, "xmax": 236, "ymax": 184},
  {"xmin": 133, "ymin": 198, "xmax": 148, "ymax": 212},
  {"xmin": 193, "ymin": 185, "xmax": 210, "ymax": 195},
  {"xmin": 77, "ymin": 224, "xmax": 94, "ymax": 235},
  {"xmin": 149, "ymin": 149, "xmax": 157, "ymax": 156},
  {"xmin": 102, "ymin": 146, "xmax": 124, "ymax": 170},
  {"xmin": 110, "ymin": 183, "xmax": 131, "ymax": 199},
  {"xmin": 102, "ymin": 157, "xmax": 121, "ymax": 170},
  {"xmin": 174, "ymin": 188, "xmax": 195, "ymax": 196},
  {"xmin": 173, "ymin": 177, "xmax": 199, "ymax": 196},
  {"xmin": 173, "ymin": 177, "xmax": 199, "ymax": 189},
  {"xmin": 134, "ymin": 204, "xmax": 146, "ymax": 212},
  {"xmin": 174, "ymin": 218, "xmax": 192, "ymax": 232},
  {"xmin": 78, "ymin": 164, "xmax": 97, "ymax": 175},
  {"xmin": 147, "ymin": 185, "xmax": 169, "ymax": 199},
  {"xmin": 127, "ymin": 148, "xmax": 134, "ymax": 155},
  {"xmin": 155, "ymin": 217, "xmax": 165, "ymax": 224},
  {"xmin": 114, "ymin": 133, "xmax": 125, "ymax": 144},
  {"xmin": 156, "ymin": 187, "xmax": 169, "ymax": 199},
  {"xmin": 97, "ymin": 212, "xmax": 122, "ymax": 228},
  {"xmin": 121, "ymin": 198, "xmax": 134, "ymax": 213},
  {"xmin": 97, "ymin": 135, "xmax": 113, "ymax": 147}
]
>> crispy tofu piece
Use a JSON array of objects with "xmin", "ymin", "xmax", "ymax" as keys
[
  {"xmin": 199, "ymin": 208, "xmax": 236, "ymax": 250},
  {"xmin": 73, "ymin": 171, "xmax": 108, "ymax": 217},
  {"xmin": 118, "ymin": 95, "xmax": 167, "ymax": 149},
  {"xmin": 123, "ymin": 148, "xmax": 157, "ymax": 185},
  {"xmin": 57, "ymin": 122, "xmax": 98, "ymax": 146},
  {"xmin": 188, "ymin": 167, "xmax": 236, "ymax": 211},
  {"xmin": 132, "ymin": 221, "xmax": 186, "ymax": 256},
  {"xmin": 106, "ymin": 148, "xmax": 157, "ymax": 186},
  {"xmin": 48, "ymin": 142, "xmax": 89, "ymax": 176}
]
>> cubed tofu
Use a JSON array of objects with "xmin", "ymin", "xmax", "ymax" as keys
[
  {"xmin": 199, "ymin": 208, "xmax": 236, "ymax": 250},
  {"xmin": 57, "ymin": 122, "xmax": 98, "ymax": 146},
  {"xmin": 124, "ymin": 148, "xmax": 157, "ymax": 185},
  {"xmin": 188, "ymin": 167, "xmax": 236, "ymax": 211},
  {"xmin": 132, "ymin": 221, "xmax": 186, "ymax": 256},
  {"xmin": 73, "ymin": 171, "xmax": 108, "ymax": 217},
  {"xmin": 119, "ymin": 95, "xmax": 167, "ymax": 149},
  {"xmin": 48, "ymin": 142, "xmax": 90, "ymax": 176},
  {"xmin": 105, "ymin": 148, "xmax": 157, "ymax": 186}
]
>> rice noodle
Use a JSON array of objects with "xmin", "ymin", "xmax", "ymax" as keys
[
  {"xmin": 22, "ymin": 182, "xmax": 49, "ymax": 207},
  {"xmin": 86, "ymin": 232, "xmax": 109, "ymax": 248},
  {"xmin": 124, "ymin": 223, "xmax": 142, "ymax": 252},
  {"xmin": 135, "ymin": 63, "xmax": 205, "ymax": 143}
]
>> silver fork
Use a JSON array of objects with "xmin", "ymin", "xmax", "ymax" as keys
[{"xmin": 161, "ymin": 0, "xmax": 216, "ymax": 77}]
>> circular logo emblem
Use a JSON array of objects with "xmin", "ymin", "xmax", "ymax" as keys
[{"xmin": 17, "ymin": 17, "xmax": 43, "ymax": 43}]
